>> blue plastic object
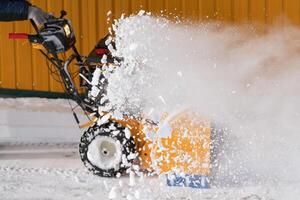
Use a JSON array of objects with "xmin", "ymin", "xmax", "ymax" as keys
[{"xmin": 166, "ymin": 174, "xmax": 210, "ymax": 189}]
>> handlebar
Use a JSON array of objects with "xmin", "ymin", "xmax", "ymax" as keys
[
  {"xmin": 9, "ymin": 33, "xmax": 29, "ymax": 40},
  {"xmin": 7, "ymin": 10, "xmax": 95, "ymax": 114}
]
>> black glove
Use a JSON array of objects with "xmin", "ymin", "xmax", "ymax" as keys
[
  {"xmin": 28, "ymin": 6, "xmax": 50, "ymax": 27},
  {"xmin": 0, "ymin": 0, "xmax": 30, "ymax": 21}
]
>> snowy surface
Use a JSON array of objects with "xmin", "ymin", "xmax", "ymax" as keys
[
  {"xmin": 0, "ymin": 98, "xmax": 81, "ymax": 143},
  {"xmin": 0, "ymin": 98, "xmax": 299, "ymax": 200}
]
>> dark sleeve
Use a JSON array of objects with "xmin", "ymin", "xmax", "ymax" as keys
[{"xmin": 0, "ymin": 0, "xmax": 31, "ymax": 21}]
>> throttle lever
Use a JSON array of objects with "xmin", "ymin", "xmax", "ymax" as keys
[{"xmin": 60, "ymin": 10, "xmax": 67, "ymax": 18}]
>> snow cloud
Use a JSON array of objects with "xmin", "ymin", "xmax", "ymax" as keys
[{"xmin": 105, "ymin": 14, "xmax": 300, "ymax": 186}]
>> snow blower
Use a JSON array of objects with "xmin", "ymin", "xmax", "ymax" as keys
[{"xmin": 8, "ymin": 10, "xmax": 212, "ymax": 188}]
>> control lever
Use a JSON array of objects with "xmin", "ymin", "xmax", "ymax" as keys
[{"xmin": 60, "ymin": 10, "xmax": 67, "ymax": 18}]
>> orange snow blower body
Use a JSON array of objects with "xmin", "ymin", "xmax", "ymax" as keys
[{"xmin": 116, "ymin": 111, "xmax": 211, "ymax": 177}]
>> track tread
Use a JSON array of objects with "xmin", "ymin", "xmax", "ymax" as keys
[{"xmin": 79, "ymin": 122, "xmax": 136, "ymax": 177}]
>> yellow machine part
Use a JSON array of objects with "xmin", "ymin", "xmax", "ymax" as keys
[
  {"xmin": 115, "ymin": 111, "xmax": 211, "ymax": 176},
  {"xmin": 151, "ymin": 112, "xmax": 211, "ymax": 175},
  {"xmin": 32, "ymin": 43, "xmax": 45, "ymax": 51},
  {"xmin": 115, "ymin": 117, "xmax": 153, "ymax": 171}
]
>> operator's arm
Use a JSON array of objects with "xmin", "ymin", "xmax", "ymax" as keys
[
  {"xmin": 0, "ymin": 0, "xmax": 49, "ymax": 26},
  {"xmin": 0, "ymin": 0, "xmax": 30, "ymax": 21}
]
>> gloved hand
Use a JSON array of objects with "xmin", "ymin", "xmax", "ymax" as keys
[{"xmin": 28, "ymin": 6, "xmax": 50, "ymax": 27}]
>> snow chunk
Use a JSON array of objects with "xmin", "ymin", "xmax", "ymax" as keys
[
  {"xmin": 158, "ymin": 96, "xmax": 167, "ymax": 105},
  {"xmin": 101, "ymin": 54, "xmax": 108, "ymax": 64},
  {"xmin": 98, "ymin": 113, "xmax": 111, "ymax": 125},
  {"xmin": 125, "ymin": 128, "xmax": 131, "ymax": 139},
  {"xmin": 138, "ymin": 10, "xmax": 145, "ymax": 16},
  {"xmin": 107, "ymin": 10, "xmax": 112, "ymax": 16},
  {"xmin": 129, "ymin": 171, "xmax": 136, "ymax": 186},
  {"xmin": 129, "ymin": 43, "xmax": 138, "ymax": 51},
  {"xmin": 91, "ymin": 68, "xmax": 101, "ymax": 86},
  {"xmin": 157, "ymin": 122, "xmax": 172, "ymax": 138},
  {"xmin": 108, "ymin": 186, "xmax": 118, "ymax": 199},
  {"xmin": 177, "ymin": 71, "xmax": 183, "ymax": 77}
]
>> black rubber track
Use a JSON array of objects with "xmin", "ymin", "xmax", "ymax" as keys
[{"xmin": 79, "ymin": 121, "xmax": 136, "ymax": 177}]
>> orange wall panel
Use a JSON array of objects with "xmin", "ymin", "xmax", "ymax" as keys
[
  {"xmin": 165, "ymin": 0, "xmax": 183, "ymax": 17},
  {"xmin": 31, "ymin": 0, "xmax": 49, "ymax": 91},
  {"xmin": 266, "ymin": 0, "xmax": 283, "ymax": 24},
  {"xmin": 46, "ymin": 0, "xmax": 64, "ymax": 92},
  {"xmin": 216, "ymin": 0, "xmax": 233, "ymax": 21},
  {"xmin": 199, "ymin": 0, "xmax": 216, "ymax": 20},
  {"xmin": 113, "ymin": 0, "xmax": 131, "ymax": 18},
  {"xmin": 182, "ymin": 0, "xmax": 199, "ymax": 19},
  {"xmin": 131, "ymin": 0, "xmax": 149, "ymax": 13},
  {"xmin": 233, "ymin": 0, "xmax": 249, "ymax": 22},
  {"xmin": 249, "ymin": 0, "xmax": 266, "ymax": 23},
  {"xmin": 14, "ymin": 21, "xmax": 33, "ymax": 90},
  {"xmin": 0, "ymin": 0, "xmax": 299, "ymax": 94},
  {"xmin": 284, "ymin": 0, "xmax": 300, "ymax": 25},
  {"xmin": 148, "ymin": 0, "xmax": 165, "ymax": 15},
  {"xmin": 97, "ymin": 0, "xmax": 113, "ymax": 39},
  {"xmin": 0, "ymin": 23, "xmax": 16, "ymax": 89}
]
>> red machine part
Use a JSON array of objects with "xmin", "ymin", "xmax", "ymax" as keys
[
  {"xmin": 9, "ymin": 33, "xmax": 28, "ymax": 40},
  {"xmin": 95, "ymin": 48, "xmax": 108, "ymax": 55}
]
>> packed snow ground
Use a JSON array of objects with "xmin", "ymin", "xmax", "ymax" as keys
[{"xmin": 0, "ymin": 98, "xmax": 299, "ymax": 200}]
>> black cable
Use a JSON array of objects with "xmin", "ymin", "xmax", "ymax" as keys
[
  {"xmin": 41, "ymin": 49, "xmax": 94, "ymax": 126},
  {"xmin": 45, "ymin": 52, "xmax": 64, "ymax": 84}
]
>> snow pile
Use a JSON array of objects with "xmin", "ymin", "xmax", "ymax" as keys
[
  {"xmin": 0, "ymin": 97, "xmax": 72, "ymax": 112},
  {"xmin": 0, "ymin": 98, "xmax": 82, "ymax": 143},
  {"xmin": 0, "ymin": 99, "xmax": 298, "ymax": 199},
  {"xmin": 104, "ymin": 14, "xmax": 300, "ymax": 187}
]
